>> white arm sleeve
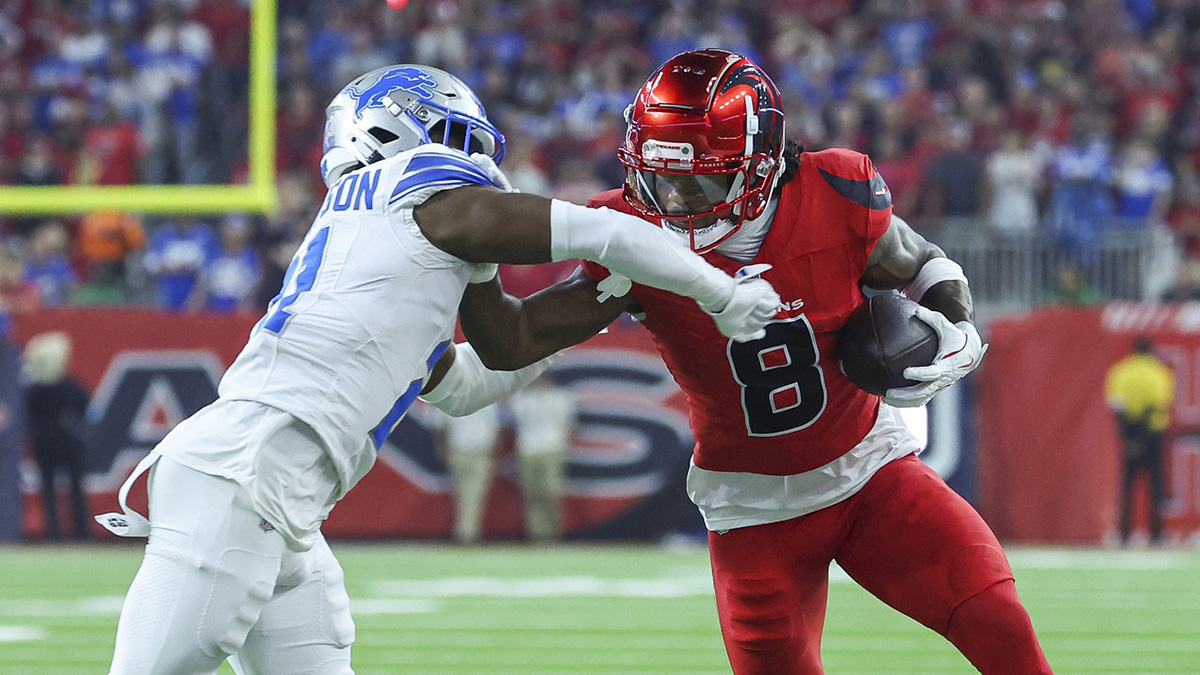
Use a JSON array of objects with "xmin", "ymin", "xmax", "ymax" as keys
[
  {"xmin": 419, "ymin": 342, "xmax": 554, "ymax": 417},
  {"xmin": 549, "ymin": 199, "xmax": 734, "ymax": 313}
]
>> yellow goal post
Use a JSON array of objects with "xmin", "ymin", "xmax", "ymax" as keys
[{"xmin": 0, "ymin": 0, "xmax": 278, "ymax": 216}]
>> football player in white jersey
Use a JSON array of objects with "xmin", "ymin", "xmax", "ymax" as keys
[{"xmin": 100, "ymin": 64, "xmax": 781, "ymax": 675}]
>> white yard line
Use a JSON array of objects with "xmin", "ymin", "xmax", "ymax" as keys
[
  {"xmin": 371, "ymin": 575, "xmax": 717, "ymax": 598},
  {"xmin": 1006, "ymin": 549, "xmax": 1198, "ymax": 570},
  {"xmin": 0, "ymin": 625, "xmax": 47, "ymax": 642}
]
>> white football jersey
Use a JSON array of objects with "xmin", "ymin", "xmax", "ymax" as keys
[{"xmin": 169, "ymin": 145, "xmax": 504, "ymax": 501}]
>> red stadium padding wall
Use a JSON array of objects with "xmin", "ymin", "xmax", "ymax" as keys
[
  {"xmin": 12, "ymin": 309, "xmax": 701, "ymax": 541},
  {"xmin": 979, "ymin": 304, "xmax": 1200, "ymax": 544}
]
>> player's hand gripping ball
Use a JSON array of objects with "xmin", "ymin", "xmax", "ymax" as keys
[{"xmin": 838, "ymin": 294, "xmax": 986, "ymax": 405}]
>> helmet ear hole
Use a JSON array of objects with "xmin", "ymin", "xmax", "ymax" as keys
[{"xmin": 368, "ymin": 127, "xmax": 399, "ymax": 143}]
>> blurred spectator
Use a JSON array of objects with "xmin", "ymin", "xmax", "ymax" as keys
[
  {"xmin": 330, "ymin": 27, "xmax": 393, "ymax": 91},
  {"xmin": 75, "ymin": 103, "xmax": 143, "ymax": 186},
  {"xmin": 1112, "ymin": 138, "xmax": 1173, "ymax": 222},
  {"xmin": 920, "ymin": 119, "xmax": 984, "ymax": 218},
  {"xmin": 76, "ymin": 210, "xmax": 146, "ymax": 301},
  {"xmin": 70, "ymin": 260, "xmax": 129, "ymax": 306},
  {"xmin": 1104, "ymin": 336, "xmax": 1174, "ymax": 548},
  {"xmin": 647, "ymin": 5, "xmax": 699, "ymax": 67},
  {"xmin": 413, "ymin": 1, "xmax": 468, "ymax": 74},
  {"xmin": 275, "ymin": 82, "xmax": 324, "ymax": 170},
  {"xmin": 255, "ymin": 172, "xmax": 314, "ymax": 307},
  {"xmin": 24, "ymin": 220, "xmax": 76, "ymax": 305},
  {"xmin": 24, "ymin": 331, "xmax": 91, "ymax": 541},
  {"xmin": 307, "ymin": 6, "xmax": 353, "ymax": 89},
  {"xmin": 440, "ymin": 405, "xmax": 503, "ymax": 544},
  {"xmin": 1161, "ymin": 257, "xmax": 1200, "ymax": 302},
  {"xmin": 502, "ymin": 131, "xmax": 551, "ymax": 197},
  {"xmin": 984, "ymin": 129, "xmax": 1046, "ymax": 235},
  {"xmin": 0, "ymin": 245, "xmax": 40, "ymax": 315},
  {"xmin": 197, "ymin": 214, "xmax": 261, "ymax": 314},
  {"xmin": 872, "ymin": 132, "xmax": 923, "ymax": 217},
  {"xmin": 552, "ymin": 156, "xmax": 606, "ymax": 205},
  {"xmin": 509, "ymin": 373, "xmax": 576, "ymax": 543},
  {"xmin": 878, "ymin": 0, "xmax": 937, "ymax": 67},
  {"xmin": 144, "ymin": 217, "xmax": 217, "ymax": 311},
  {"xmin": 138, "ymin": 2, "xmax": 212, "ymax": 184},
  {"xmin": 1047, "ymin": 262, "xmax": 1103, "ymax": 306},
  {"xmin": 1048, "ymin": 122, "xmax": 1114, "ymax": 257}
]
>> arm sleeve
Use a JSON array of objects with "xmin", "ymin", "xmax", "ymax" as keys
[
  {"xmin": 549, "ymin": 199, "xmax": 733, "ymax": 313},
  {"xmin": 418, "ymin": 342, "xmax": 554, "ymax": 417}
]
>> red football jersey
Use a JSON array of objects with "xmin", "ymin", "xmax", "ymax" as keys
[{"xmin": 584, "ymin": 148, "xmax": 892, "ymax": 475}]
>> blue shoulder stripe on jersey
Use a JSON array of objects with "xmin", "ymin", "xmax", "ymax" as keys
[
  {"xmin": 390, "ymin": 174, "xmax": 491, "ymax": 204},
  {"xmin": 388, "ymin": 152, "xmax": 496, "ymax": 204},
  {"xmin": 407, "ymin": 151, "xmax": 493, "ymax": 178}
]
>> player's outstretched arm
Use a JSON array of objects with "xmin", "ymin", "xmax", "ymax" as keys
[
  {"xmin": 418, "ymin": 269, "xmax": 631, "ymax": 412},
  {"xmin": 458, "ymin": 267, "xmax": 633, "ymax": 371},
  {"xmin": 414, "ymin": 187, "xmax": 779, "ymax": 342},
  {"xmin": 860, "ymin": 215, "xmax": 985, "ymax": 407}
]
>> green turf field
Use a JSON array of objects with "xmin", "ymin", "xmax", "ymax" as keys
[{"xmin": 0, "ymin": 544, "xmax": 1196, "ymax": 674}]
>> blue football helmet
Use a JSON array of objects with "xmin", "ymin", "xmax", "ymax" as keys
[{"xmin": 320, "ymin": 64, "xmax": 506, "ymax": 187}]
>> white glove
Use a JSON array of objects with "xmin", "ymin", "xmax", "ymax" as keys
[
  {"xmin": 883, "ymin": 306, "xmax": 987, "ymax": 407},
  {"xmin": 707, "ymin": 276, "xmax": 781, "ymax": 343},
  {"xmin": 469, "ymin": 153, "xmax": 516, "ymax": 192}
]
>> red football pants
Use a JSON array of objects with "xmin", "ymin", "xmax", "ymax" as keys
[{"xmin": 707, "ymin": 454, "xmax": 1052, "ymax": 674}]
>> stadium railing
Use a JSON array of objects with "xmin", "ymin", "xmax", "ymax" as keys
[{"xmin": 929, "ymin": 219, "xmax": 1177, "ymax": 319}]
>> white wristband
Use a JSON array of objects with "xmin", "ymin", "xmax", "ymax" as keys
[
  {"xmin": 901, "ymin": 258, "xmax": 968, "ymax": 302},
  {"xmin": 548, "ymin": 199, "xmax": 733, "ymax": 312},
  {"xmin": 419, "ymin": 342, "xmax": 553, "ymax": 417}
]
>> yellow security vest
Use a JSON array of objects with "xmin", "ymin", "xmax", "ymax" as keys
[{"xmin": 1104, "ymin": 354, "xmax": 1175, "ymax": 431}]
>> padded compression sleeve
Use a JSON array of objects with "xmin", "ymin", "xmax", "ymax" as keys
[
  {"xmin": 419, "ymin": 342, "xmax": 553, "ymax": 417},
  {"xmin": 549, "ymin": 199, "xmax": 734, "ymax": 312}
]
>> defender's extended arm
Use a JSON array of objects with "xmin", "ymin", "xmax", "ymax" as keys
[
  {"xmin": 414, "ymin": 187, "xmax": 779, "ymax": 342},
  {"xmin": 458, "ymin": 267, "xmax": 632, "ymax": 371}
]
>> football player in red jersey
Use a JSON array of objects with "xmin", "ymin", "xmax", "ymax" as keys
[{"xmin": 443, "ymin": 49, "xmax": 1052, "ymax": 674}]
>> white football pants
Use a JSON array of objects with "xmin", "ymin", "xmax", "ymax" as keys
[{"xmin": 108, "ymin": 456, "xmax": 354, "ymax": 675}]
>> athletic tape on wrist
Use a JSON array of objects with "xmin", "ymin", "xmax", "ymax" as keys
[{"xmin": 902, "ymin": 258, "xmax": 968, "ymax": 302}]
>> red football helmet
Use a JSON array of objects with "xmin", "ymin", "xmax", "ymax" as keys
[{"xmin": 620, "ymin": 49, "xmax": 786, "ymax": 252}]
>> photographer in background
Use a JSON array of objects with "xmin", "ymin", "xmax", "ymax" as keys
[{"xmin": 1104, "ymin": 336, "xmax": 1175, "ymax": 547}]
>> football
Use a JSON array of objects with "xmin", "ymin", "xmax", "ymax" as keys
[{"xmin": 837, "ymin": 293, "xmax": 940, "ymax": 396}]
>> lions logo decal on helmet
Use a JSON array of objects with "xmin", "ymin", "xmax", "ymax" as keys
[{"xmin": 345, "ymin": 67, "xmax": 438, "ymax": 119}]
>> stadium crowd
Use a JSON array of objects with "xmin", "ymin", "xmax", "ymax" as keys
[{"xmin": 1, "ymin": 0, "xmax": 1200, "ymax": 313}]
